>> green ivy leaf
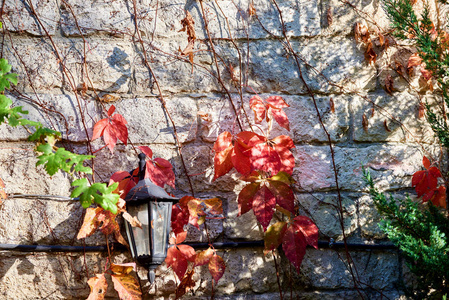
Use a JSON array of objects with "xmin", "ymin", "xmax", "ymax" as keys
[
  {"xmin": 36, "ymin": 144, "xmax": 93, "ymax": 176},
  {"xmin": 29, "ymin": 127, "xmax": 61, "ymax": 142},
  {"xmin": 71, "ymin": 179, "xmax": 119, "ymax": 213},
  {"xmin": 0, "ymin": 59, "xmax": 17, "ymax": 92}
]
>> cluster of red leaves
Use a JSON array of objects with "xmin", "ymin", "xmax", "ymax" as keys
[
  {"xmin": 213, "ymin": 131, "xmax": 295, "ymax": 180},
  {"xmin": 249, "ymin": 95, "xmax": 290, "ymax": 130},
  {"xmin": 139, "ymin": 146, "xmax": 175, "ymax": 189},
  {"xmin": 167, "ymin": 196, "xmax": 225, "ymax": 298},
  {"xmin": 166, "ymin": 232, "xmax": 226, "ymax": 299},
  {"xmin": 264, "ymin": 216, "xmax": 318, "ymax": 273},
  {"xmin": 213, "ymin": 95, "xmax": 319, "ymax": 274},
  {"xmin": 87, "ymin": 263, "xmax": 141, "ymax": 300},
  {"xmin": 412, "ymin": 156, "xmax": 446, "ymax": 208},
  {"xmin": 92, "ymin": 105, "xmax": 128, "ymax": 153}
]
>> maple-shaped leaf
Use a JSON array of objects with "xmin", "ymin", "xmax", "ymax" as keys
[
  {"xmin": 176, "ymin": 270, "xmax": 195, "ymax": 299},
  {"xmin": 87, "ymin": 273, "xmax": 108, "ymax": 300},
  {"xmin": 209, "ymin": 254, "xmax": 226, "ymax": 283},
  {"xmin": 166, "ymin": 242, "xmax": 196, "ymax": 280},
  {"xmin": 264, "ymin": 221, "xmax": 287, "ymax": 252},
  {"xmin": 213, "ymin": 131, "xmax": 234, "ymax": 180},
  {"xmin": 412, "ymin": 156, "xmax": 442, "ymax": 198},
  {"xmin": 110, "ymin": 263, "xmax": 141, "ymax": 300},
  {"xmin": 92, "ymin": 104, "xmax": 128, "ymax": 153}
]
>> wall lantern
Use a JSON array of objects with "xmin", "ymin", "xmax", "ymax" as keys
[{"xmin": 124, "ymin": 153, "xmax": 178, "ymax": 283}]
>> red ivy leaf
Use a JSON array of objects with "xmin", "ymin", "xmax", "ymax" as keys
[
  {"xmin": 172, "ymin": 202, "xmax": 189, "ymax": 235},
  {"xmin": 252, "ymin": 184, "xmax": 276, "ymax": 231},
  {"xmin": 92, "ymin": 105, "xmax": 128, "ymax": 153},
  {"xmin": 213, "ymin": 131, "xmax": 235, "ymax": 180},
  {"xmin": 423, "ymin": 156, "xmax": 431, "ymax": 169},
  {"xmin": 293, "ymin": 216, "xmax": 319, "ymax": 249},
  {"xmin": 195, "ymin": 247, "xmax": 215, "ymax": 266},
  {"xmin": 282, "ymin": 222, "xmax": 307, "ymax": 274},
  {"xmin": 237, "ymin": 182, "xmax": 259, "ymax": 216},
  {"xmin": 209, "ymin": 254, "xmax": 226, "ymax": 283},
  {"xmin": 139, "ymin": 146, "xmax": 153, "ymax": 158},
  {"xmin": 166, "ymin": 244, "xmax": 196, "ymax": 280},
  {"xmin": 145, "ymin": 158, "xmax": 175, "ymax": 189},
  {"xmin": 109, "ymin": 170, "xmax": 138, "ymax": 199},
  {"xmin": 250, "ymin": 142, "xmax": 282, "ymax": 175},
  {"xmin": 270, "ymin": 108, "xmax": 290, "ymax": 131},
  {"xmin": 267, "ymin": 180, "xmax": 295, "ymax": 214},
  {"xmin": 265, "ymin": 96, "xmax": 289, "ymax": 109},
  {"xmin": 249, "ymin": 96, "xmax": 266, "ymax": 123},
  {"xmin": 430, "ymin": 186, "xmax": 447, "ymax": 208}
]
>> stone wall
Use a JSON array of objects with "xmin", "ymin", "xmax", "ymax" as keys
[{"xmin": 0, "ymin": 0, "xmax": 443, "ymax": 299}]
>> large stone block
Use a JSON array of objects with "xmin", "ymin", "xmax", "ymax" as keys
[
  {"xmin": 294, "ymin": 144, "xmax": 436, "ymax": 192},
  {"xmin": 295, "ymin": 249, "xmax": 400, "ymax": 290},
  {"xmin": 246, "ymin": 36, "xmax": 376, "ymax": 94},
  {"xmin": 2, "ymin": 0, "xmax": 59, "ymax": 36},
  {"xmin": 188, "ymin": 0, "xmax": 321, "ymax": 40}
]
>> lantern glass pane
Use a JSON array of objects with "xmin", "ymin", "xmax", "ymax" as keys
[
  {"xmin": 126, "ymin": 204, "xmax": 150, "ymax": 257},
  {"xmin": 150, "ymin": 201, "xmax": 172, "ymax": 257}
]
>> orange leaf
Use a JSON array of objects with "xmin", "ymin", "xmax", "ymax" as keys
[
  {"xmin": 0, "ymin": 177, "xmax": 6, "ymax": 204},
  {"xmin": 195, "ymin": 247, "xmax": 215, "ymax": 266},
  {"xmin": 208, "ymin": 254, "xmax": 226, "ymax": 283},
  {"xmin": 111, "ymin": 273, "xmax": 141, "ymax": 300},
  {"xmin": 87, "ymin": 273, "xmax": 108, "ymax": 300},
  {"xmin": 77, "ymin": 207, "xmax": 103, "ymax": 239}
]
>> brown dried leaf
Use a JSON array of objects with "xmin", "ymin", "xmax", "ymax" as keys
[
  {"xmin": 354, "ymin": 22, "xmax": 370, "ymax": 43},
  {"xmin": 418, "ymin": 102, "xmax": 425, "ymax": 119},
  {"xmin": 365, "ymin": 41, "xmax": 377, "ymax": 65},
  {"xmin": 249, "ymin": 2, "xmax": 256, "ymax": 17},
  {"xmin": 197, "ymin": 111, "xmax": 212, "ymax": 122},
  {"xmin": 362, "ymin": 114, "xmax": 369, "ymax": 132},
  {"xmin": 394, "ymin": 61, "xmax": 405, "ymax": 77},
  {"xmin": 385, "ymin": 74, "xmax": 394, "ymax": 95},
  {"xmin": 179, "ymin": 11, "xmax": 196, "ymax": 43},
  {"xmin": 122, "ymin": 211, "xmax": 142, "ymax": 229},
  {"xmin": 384, "ymin": 119, "xmax": 391, "ymax": 132},
  {"xmin": 176, "ymin": 270, "xmax": 195, "ymax": 299},
  {"xmin": 99, "ymin": 94, "xmax": 120, "ymax": 103},
  {"xmin": 378, "ymin": 31, "xmax": 385, "ymax": 46},
  {"xmin": 87, "ymin": 273, "xmax": 108, "ymax": 300},
  {"xmin": 407, "ymin": 53, "xmax": 422, "ymax": 76},
  {"xmin": 329, "ymin": 97, "xmax": 335, "ymax": 113},
  {"xmin": 327, "ymin": 7, "xmax": 333, "ymax": 27}
]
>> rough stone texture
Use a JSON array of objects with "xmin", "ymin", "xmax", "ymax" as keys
[
  {"xmin": 3, "ymin": 0, "xmax": 59, "ymax": 36},
  {"xmin": 0, "ymin": 0, "xmax": 438, "ymax": 298}
]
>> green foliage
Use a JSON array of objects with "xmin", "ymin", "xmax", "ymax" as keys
[
  {"xmin": 363, "ymin": 168, "xmax": 449, "ymax": 297},
  {"xmin": 71, "ymin": 178, "xmax": 119, "ymax": 214},
  {"xmin": 0, "ymin": 59, "xmax": 17, "ymax": 92},
  {"xmin": 383, "ymin": 0, "xmax": 449, "ymax": 147},
  {"xmin": 35, "ymin": 143, "xmax": 94, "ymax": 176}
]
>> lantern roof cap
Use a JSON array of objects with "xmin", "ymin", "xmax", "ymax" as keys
[{"xmin": 124, "ymin": 178, "xmax": 178, "ymax": 202}]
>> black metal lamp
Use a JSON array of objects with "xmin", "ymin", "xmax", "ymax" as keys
[{"xmin": 124, "ymin": 153, "xmax": 178, "ymax": 283}]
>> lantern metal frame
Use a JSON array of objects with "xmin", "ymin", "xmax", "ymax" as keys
[{"xmin": 124, "ymin": 153, "xmax": 178, "ymax": 282}]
